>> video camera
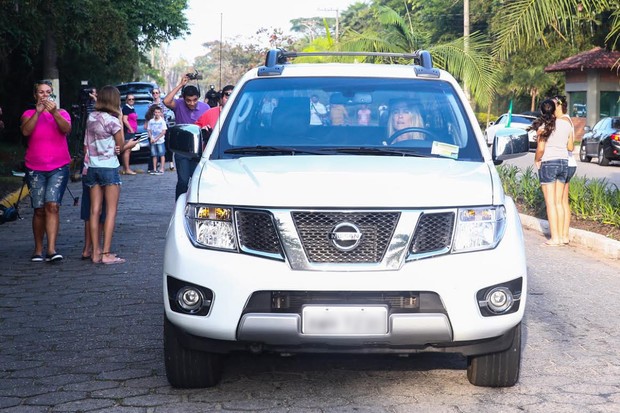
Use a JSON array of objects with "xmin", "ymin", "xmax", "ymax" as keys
[
  {"xmin": 205, "ymin": 84, "xmax": 220, "ymax": 107},
  {"xmin": 186, "ymin": 71, "xmax": 203, "ymax": 80},
  {"xmin": 79, "ymin": 87, "xmax": 94, "ymax": 105}
]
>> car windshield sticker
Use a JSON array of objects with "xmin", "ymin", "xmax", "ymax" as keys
[{"xmin": 431, "ymin": 141, "xmax": 459, "ymax": 159}]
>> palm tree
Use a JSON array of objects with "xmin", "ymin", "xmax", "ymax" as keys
[
  {"xmin": 337, "ymin": 5, "xmax": 498, "ymax": 108},
  {"xmin": 512, "ymin": 66, "xmax": 555, "ymax": 112},
  {"xmin": 492, "ymin": 0, "xmax": 616, "ymax": 60}
]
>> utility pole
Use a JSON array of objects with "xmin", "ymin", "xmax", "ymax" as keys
[
  {"xmin": 318, "ymin": 7, "xmax": 340, "ymax": 41},
  {"xmin": 463, "ymin": 0, "xmax": 471, "ymax": 103}
]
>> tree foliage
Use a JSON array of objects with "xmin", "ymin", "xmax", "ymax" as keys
[
  {"xmin": 339, "ymin": 4, "xmax": 498, "ymax": 107},
  {"xmin": 0, "ymin": 0, "xmax": 188, "ymax": 139},
  {"xmin": 491, "ymin": 0, "xmax": 614, "ymax": 59}
]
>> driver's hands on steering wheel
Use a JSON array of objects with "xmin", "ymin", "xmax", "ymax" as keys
[{"xmin": 387, "ymin": 127, "xmax": 438, "ymax": 145}]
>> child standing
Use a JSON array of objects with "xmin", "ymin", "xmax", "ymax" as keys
[{"xmin": 147, "ymin": 105, "xmax": 167, "ymax": 175}]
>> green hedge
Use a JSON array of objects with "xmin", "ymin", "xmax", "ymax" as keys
[{"xmin": 497, "ymin": 164, "xmax": 620, "ymax": 227}]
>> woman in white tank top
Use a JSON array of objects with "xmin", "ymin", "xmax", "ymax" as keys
[
  {"xmin": 532, "ymin": 98, "xmax": 574, "ymax": 246},
  {"xmin": 554, "ymin": 95, "xmax": 576, "ymax": 245}
]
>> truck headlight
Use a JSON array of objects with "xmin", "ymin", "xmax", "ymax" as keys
[
  {"xmin": 185, "ymin": 204, "xmax": 238, "ymax": 250},
  {"xmin": 452, "ymin": 206, "xmax": 506, "ymax": 252}
]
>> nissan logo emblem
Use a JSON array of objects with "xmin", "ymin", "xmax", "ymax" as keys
[{"xmin": 329, "ymin": 222, "xmax": 363, "ymax": 251}]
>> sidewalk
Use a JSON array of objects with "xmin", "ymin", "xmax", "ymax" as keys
[{"xmin": 519, "ymin": 214, "xmax": 620, "ymax": 259}]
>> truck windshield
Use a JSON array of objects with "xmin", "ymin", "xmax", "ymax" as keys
[{"xmin": 213, "ymin": 77, "xmax": 483, "ymax": 162}]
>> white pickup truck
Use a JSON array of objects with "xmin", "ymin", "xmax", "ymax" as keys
[{"xmin": 163, "ymin": 49, "xmax": 530, "ymax": 389}]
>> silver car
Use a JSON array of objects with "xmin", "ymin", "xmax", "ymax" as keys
[{"xmin": 485, "ymin": 113, "xmax": 537, "ymax": 148}]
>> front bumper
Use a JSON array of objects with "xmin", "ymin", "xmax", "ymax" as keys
[{"xmin": 163, "ymin": 196, "xmax": 527, "ymax": 353}]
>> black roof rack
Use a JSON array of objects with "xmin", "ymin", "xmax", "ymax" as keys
[{"xmin": 257, "ymin": 49, "xmax": 440, "ymax": 78}]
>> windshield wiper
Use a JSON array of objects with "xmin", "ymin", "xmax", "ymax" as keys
[
  {"xmin": 322, "ymin": 146, "xmax": 434, "ymax": 157},
  {"xmin": 224, "ymin": 146, "xmax": 326, "ymax": 155}
]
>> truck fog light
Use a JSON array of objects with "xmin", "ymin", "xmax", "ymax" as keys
[
  {"xmin": 485, "ymin": 287, "xmax": 513, "ymax": 313},
  {"xmin": 177, "ymin": 287, "xmax": 205, "ymax": 312}
]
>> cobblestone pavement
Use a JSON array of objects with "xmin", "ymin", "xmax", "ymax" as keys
[{"xmin": 1, "ymin": 166, "xmax": 619, "ymax": 412}]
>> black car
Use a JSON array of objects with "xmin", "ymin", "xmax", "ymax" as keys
[
  {"xmin": 116, "ymin": 81, "xmax": 158, "ymax": 101},
  {"xmin": 579, "ymin": 116, "xmax": 620, "ymax": 166}
]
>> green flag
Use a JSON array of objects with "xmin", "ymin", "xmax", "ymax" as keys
[{"xmin": 506, "ymin": 100, "xmax": 513, "ymax": 127}]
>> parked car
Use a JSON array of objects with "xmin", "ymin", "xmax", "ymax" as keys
[
  {"xmin": 162, "ymin": 49, "xmax": 530, "ymax": 389},
  {"xmin": 579, "ymin": 116, "xmax": 620, "ymax": 166},
  {"xmin": 485, "ymin": 113, "xmax": 537, "ymax": 148},
  {"xmin": 116, "ymin": 81, "xmax": 158, "ymax": 101}
]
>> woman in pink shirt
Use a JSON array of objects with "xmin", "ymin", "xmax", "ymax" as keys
[{"xmin": 20, "ymin": 80, "xmax": 72, "ymax": 263}]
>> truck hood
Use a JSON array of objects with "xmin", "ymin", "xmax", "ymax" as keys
[{"xmin": 189, "ymin": 156, "xmax": 496, "ymax": 208}]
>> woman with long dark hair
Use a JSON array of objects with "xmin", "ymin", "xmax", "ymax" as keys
[{"xmin": 531, "ymin": 98, "xmax": 574, "ymax": 246}]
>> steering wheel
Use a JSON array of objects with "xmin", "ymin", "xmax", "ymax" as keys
[{"xmin": 387, "ymin": 127, "xmax": 440, "ymax": 145}]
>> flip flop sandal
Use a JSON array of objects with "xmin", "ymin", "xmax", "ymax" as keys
[
  {"xmin": 101, "ymin": 252, "xmax": 125, "ymax": 265},
  {"xmin": 103, "ymin": 256, "xmax": 126, "ymax": 265}
]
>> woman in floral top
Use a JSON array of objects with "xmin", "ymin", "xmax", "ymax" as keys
[{"xmin": 83, "ymin": 85, "xmax": 136, "ymax": 264}]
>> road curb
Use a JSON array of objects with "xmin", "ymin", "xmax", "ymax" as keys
[{"xmin": 519, "ymin": 213, "xmax": 620, "ymax": 260}]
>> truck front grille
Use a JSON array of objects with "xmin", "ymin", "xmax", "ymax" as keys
[
  {"xmin": 410, "ymin": 212, "xmax": 454, "ymax": 254},
  {"xmin": 236, "ymin": 210, "xmax": 283, "ymax": 256},
  {"xmin": 292, "ymin": 211, "xmax": 400, "ymax": 263}
]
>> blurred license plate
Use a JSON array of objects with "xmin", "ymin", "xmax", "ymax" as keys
[{"xmin": 302, "ymin": 305, "xmax": 388, "ymax": 335}]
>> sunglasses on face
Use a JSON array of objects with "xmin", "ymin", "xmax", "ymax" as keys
[
  {"xmin": 127, "ymin": 98, "xmax": 135, "ymax": 101},
  {"xmin": 152, "ymin": 91, "xmax": 160, "ymax": 95},
  {"xmin": 223, "ymin": 91, "xmax": 232, "ymax": 97}
]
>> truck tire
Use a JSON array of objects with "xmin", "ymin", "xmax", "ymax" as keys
[
  {"xmin": 164, "ymin": 315, "xmax": 224, "ymax": 388},
  {"xmin": 466, "ymin": 323, "xmax": 521, "ymax": 387}
]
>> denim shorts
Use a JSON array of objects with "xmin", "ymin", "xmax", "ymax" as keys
[
  {"xmin": 83, "ymin": 167, "xmax": 122, "ymax": 188},
  {"xmin": 538, "ymin": 159, "xmax": 568, "ymax": 184},
  {"xmin": 125, "ymin": 132, "xmax": 135, "ymax": 141},
  {"xmin": 150, "ymin": 142, "xmax": 166, "ymax": 157},
  {"xmin": 566, "ymin": 166, "xmax": 577, "ymax": 183},
  {"xmin": 26, "ymin": 165, "xmax": 70, "ymax": 208}
]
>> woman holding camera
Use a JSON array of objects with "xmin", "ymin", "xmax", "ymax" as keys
[{"xmin": 20, "ymin": 80, "xmax": 72, "ymax": 263}]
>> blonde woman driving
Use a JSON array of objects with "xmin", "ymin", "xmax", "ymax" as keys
[{"xmin": 387, "ymin": 100, "xmax": 426, "ymax": 144}]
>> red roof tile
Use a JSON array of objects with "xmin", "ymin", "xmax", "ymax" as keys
[{"xmin": 544, "ymin": 47, "xmax": 620, "ymax": 72}]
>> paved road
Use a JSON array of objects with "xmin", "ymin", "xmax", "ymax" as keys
[{"xmin": 1, "ymin": 165, "xmax": 619, "ymax": 412}]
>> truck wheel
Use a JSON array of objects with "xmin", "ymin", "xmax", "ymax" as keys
[
  {"xmin": 579, "ymin": 144, "xmax": 591, "ymax": 162},
  {"xmin": 598, "ymin": 146, "xmax": 610, "ymax": 166},
  {"xmin": 164, "ymin": 315, "xmax": 224, "ymax": 388},
  {"xmin": 467, "ymin": 323, "xmax": 521, "ymax": 387}
]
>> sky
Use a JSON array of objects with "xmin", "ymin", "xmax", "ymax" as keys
[{"xmin": 167, "ymin": 0, "xmax": 363, "ymax": 62}]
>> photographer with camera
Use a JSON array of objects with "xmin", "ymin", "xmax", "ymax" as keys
[
  {"xmin": 205, "ymin": 85, "xmax": 219, "ymax": 108},
  {"xmin": 196, "ymin": 84, "xmax": 234, "ymax": 132},
  {"xmin": 163, "ymin": 72, "xmax": 210, "ymax": 199}
]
